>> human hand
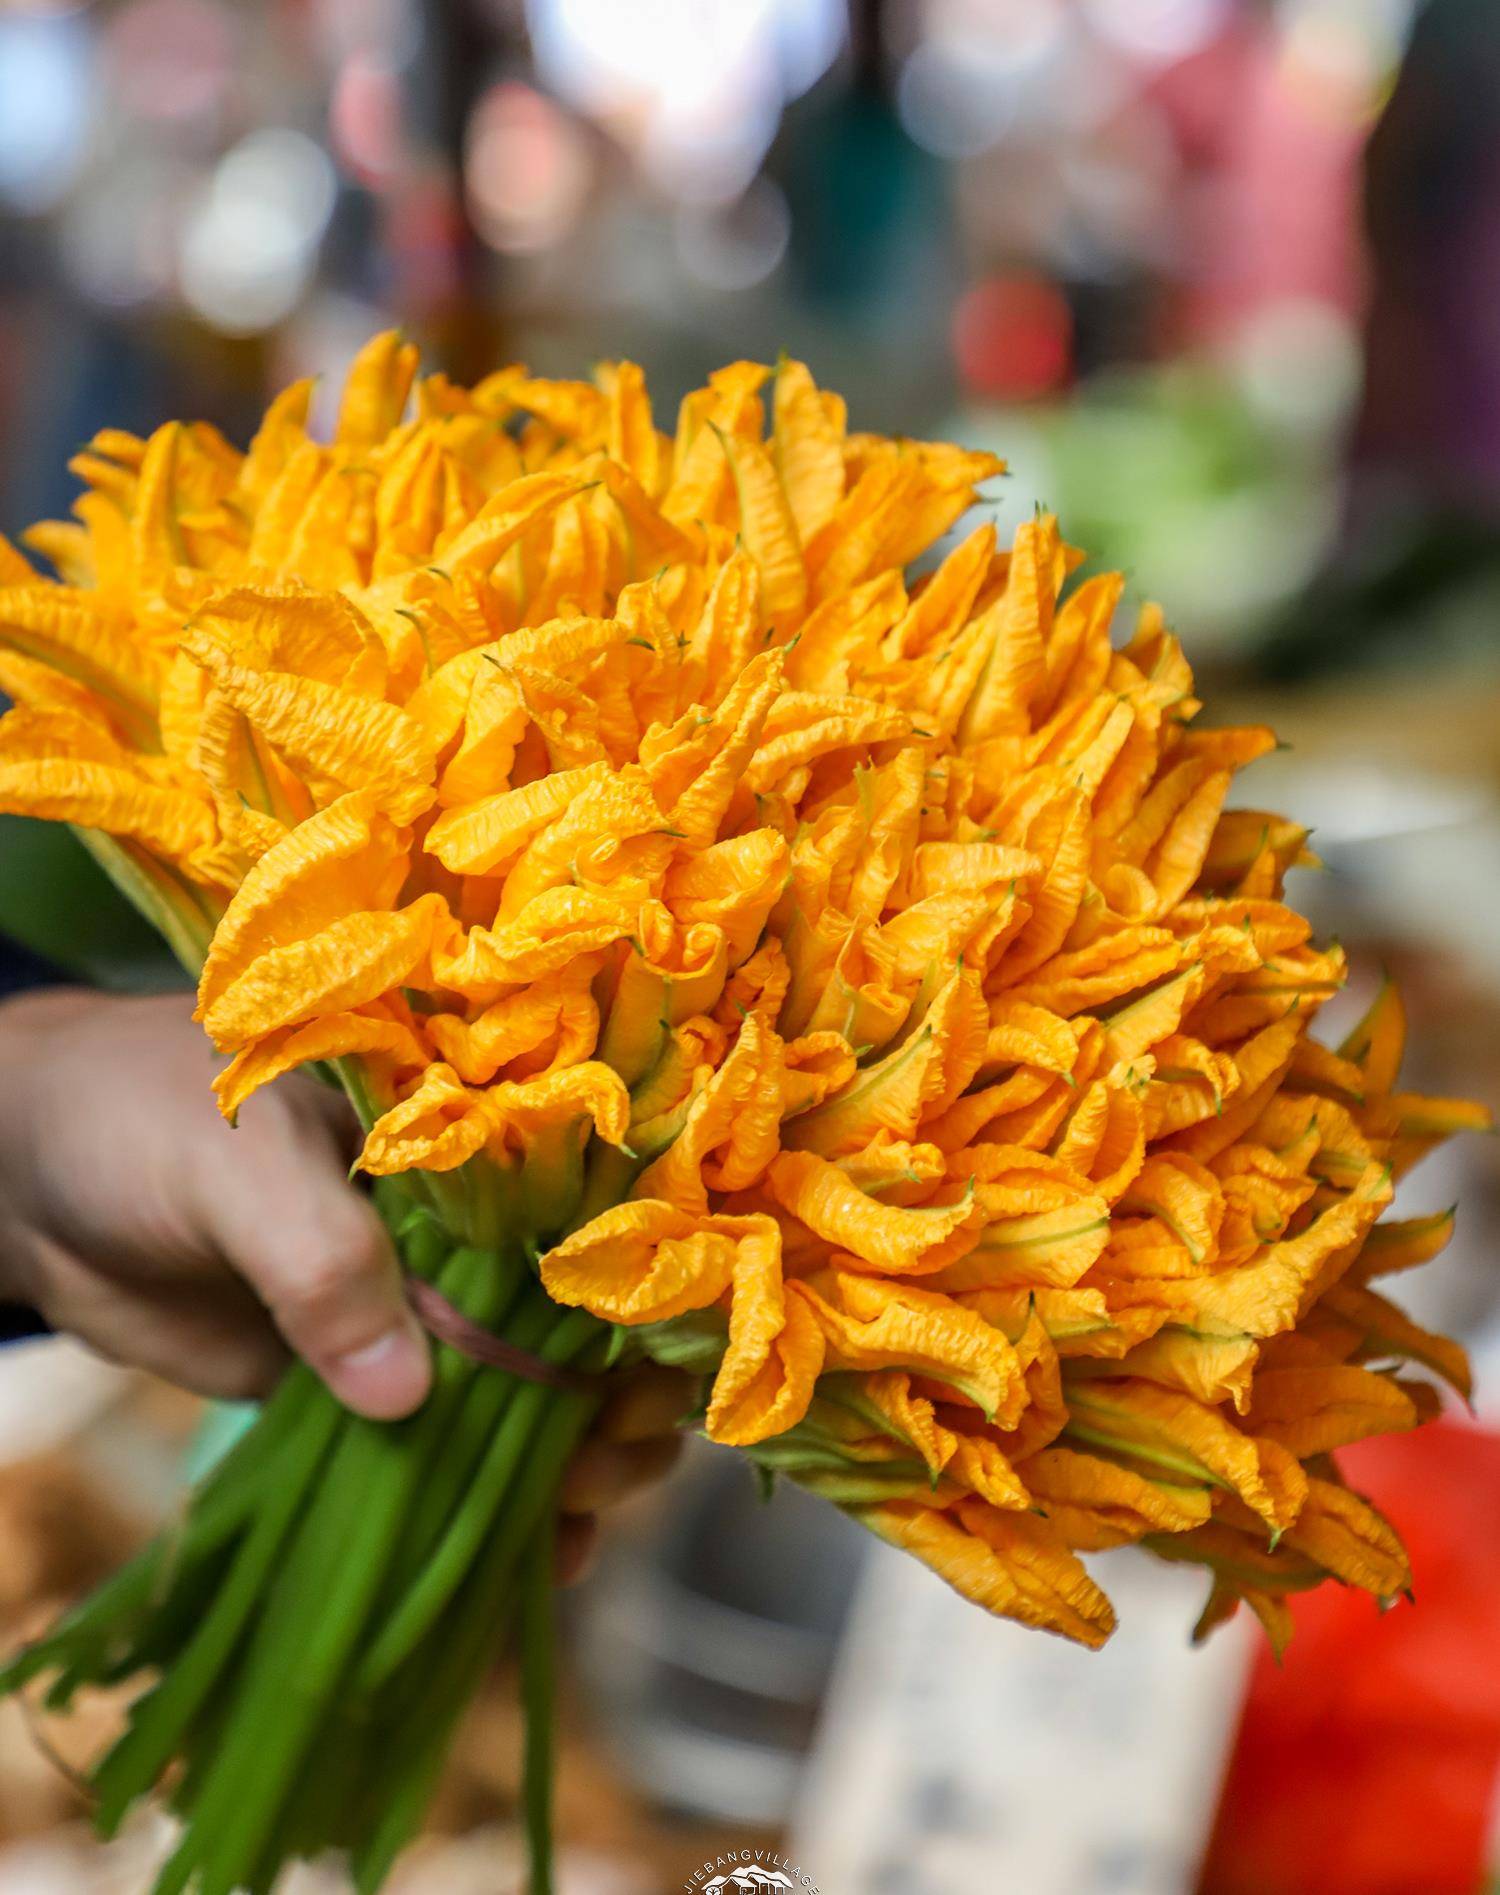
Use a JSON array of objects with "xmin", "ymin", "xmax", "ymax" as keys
[
  {"xmin": 556, "ymin": 1365, "xmax": 688, "ymax": 1582},
  {"xmin": 0, "ymin": 990, "xmax": 685, "ymax": 1570},
  {"xmin": 0, "ymin": 988, "xmax": 430, "ymax": 1415}
]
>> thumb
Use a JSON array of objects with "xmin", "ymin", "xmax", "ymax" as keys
[{"xmin": 206, "ymin": 1146, "xmax": 432, "ymax": 1420}]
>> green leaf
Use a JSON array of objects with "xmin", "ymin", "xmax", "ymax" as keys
[
  {"xmin": 0, "ymin": 815, "xmax": 181, "ymax": 989},
  {"xmin": 633, "ymin": 1307, "xmax": 730, "ymax": 1373}
]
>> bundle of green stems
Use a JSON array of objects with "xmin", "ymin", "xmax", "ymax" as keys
[{"xmin": 0, "ymin": 1157, "xmax": 604, "ymax": 1895}]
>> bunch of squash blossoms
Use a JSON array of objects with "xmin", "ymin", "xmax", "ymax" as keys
[{"xmin": 0, "ymin": 333, "xmax": 1487, "ymax": 1894}]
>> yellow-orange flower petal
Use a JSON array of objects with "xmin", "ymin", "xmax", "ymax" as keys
[
  {"xmin": 766, "ymin": 1149, "xmax": 975, "ymax": 1274},
  {"xmin": 1022, "ymin": 1446, "xmax": 1213, "ymax": 1550},
  {"xmin": 794, "ymin": 1269, "xmax": 1018, "ymax": 1418},
  {"xmin": 855, "ymin": 1498, "xmax": 1115, "ymax": 1648},
  {"xmin": 0, "ymin": 753, "xmax": 213, "ymax": 864},
  {"xmin": 1281, "ymin": 1476, "xmax": 1411, "ymax": 1598},
  {"xmin": 203, "ymin": 894, "xmax": 444, "ymax": 1051},
  {"xmin": 213, "ymin": 1007, "xmax": 427, "ymax": 1120},
  {"xmin": 704, "ymin": 1217, "xmax": 826, "ymax": 1446},
  {"xmin": 183, "ymin": 643, "xmax": 437, "ymax": 824},
  {"xmin": 1063, "ymin": 1378, "xmax": 1307, "ymax": 1532},
  {"xmin": 361, "ymin": 1059, "xmax": 629, "ymax": 1176},
  {"xmin": 540, "ymin": 1199, "xmax": 739, "ymax": 1324},
  {"xmin": 1241, "ymin": 1364, "xmax": 1423, "ymax": 1458}
]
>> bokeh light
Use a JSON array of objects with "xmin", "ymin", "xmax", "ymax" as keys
[
  {"xmin": 674, "ymin": 176, "xmax": 791, "ymax": 291},
  {"xmin": 1081, "ymin": 0, "xmax": 1233, "ymax": 64},
  {"xmin": 464, "ymin": 80, "xmax": 591, "ymax": 256},
  {"xmin": 103, "ymin": 0, "xmax": 235, "ymax": 129},
  {"xmin": 330, "ymin": 52, "xmax": 404, "ymax": 190},
  {"xmin": 1228, "ymin": 296, "xmax": 1363, "ymax": 436},
  {"xmin": 1280, "ymin": 0, "xmax": 1393, "ymax": 129},
  {"xmin": 0, "ymin": 9, "xmax": 93, "ymax": 214},
  {"xmin": 179, "ymin": 129, "xmax": 337, "ymax": 334},
  {"xmin": 527, "ymin": 0, "xmax": 843, "ymax": 202},
  {"xmin": 896, "ymin": 0, "xmax": 1067, "ymax": 158},
  {"xmin": 57, "ymin": 155, "xmax": 181, "ymax": 306}
]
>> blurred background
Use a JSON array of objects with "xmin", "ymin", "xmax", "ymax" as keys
[{"xmin": 0, "ymin": 1, "xmax": 1498, "ymax": 1890}]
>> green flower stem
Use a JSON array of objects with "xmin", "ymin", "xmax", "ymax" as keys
[
  {"xmin": 260, "ymin": 1247, "xmax": 532, "ymax": 1872},
  {"xmin": 397, "ymin": 1202, "xmax": 452, "ymax": 1280},
  {"xmin": 152, "ymin": 1242, "xmax": 508, "ymax": 1893},
  {"xmin": 0, "ymin": 1184, "xmax": 605, "ymax": 1895},
  {"xmin": 353, "ymin": 1305, "xmax": 601, "ymax": 1691},
  {"xmin": 351, "ymin": 1388, "xmax": 597, "ymax": 1894},
  {"xmin": 90, "ymin": 1380, "xmax": 344, "ymax": 1836},
  {"xmin": 349, "ymin": 1544, "xmax": 522, "ymax": 1893},
  {"xmin": 163, "ymin": 1420, "xmax": 445, "ymax": 1892},
  {"xmin": 366, "ymin": 1284, "xmax": 559, "ymax": 1626},
  {"xmin": 2, "ymin": 1363, "xmax": 322, "ymax": 1707},
  {"xmin": 371, "ymin": 1261, "xmax": 541, "ymax": 1595},
  {"xmin": 571, "ymin": 1143, "xmax": 639, "ymax": 1235},
  {"xmin": 520, "ymin": 1497, "xmax": 559, "ymax": 1895},
  {"xmin": 187, "ymin": 1319, "xmax": 594, "ymax": 1894}
]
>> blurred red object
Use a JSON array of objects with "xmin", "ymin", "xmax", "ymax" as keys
[
  {"xmin": 951, "ymin": 274, "xmax": 1072, "ymax": 402},
  {"xmin": 1200, "ymin": 1421, "xmax": 1500, "ymax": 1895}
]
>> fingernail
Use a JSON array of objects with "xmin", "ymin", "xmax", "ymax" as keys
[{"xmin": 326, "ymin": 1325, "xmax": 431, "ymax": 1419}]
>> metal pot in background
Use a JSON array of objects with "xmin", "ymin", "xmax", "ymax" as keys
[{"xmin": 573, "ymin": 1441, "xmax": 868, "ymax": 1826}]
